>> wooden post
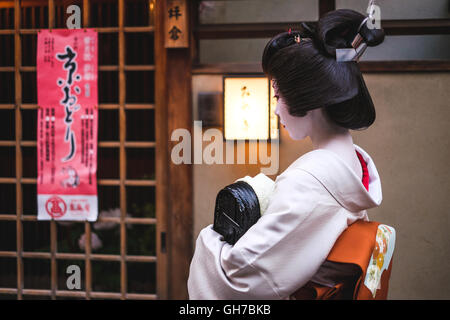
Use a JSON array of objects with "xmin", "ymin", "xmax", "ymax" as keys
[
  {"xmin": 319, "ymin": 0, "xmax": 336, "ymax": 18},
  {"xmin": 14, "ymin": 0, "xmax": 23, "ymax": 301},
  {"xmin": 154, "ymin": 0, "xmax": 169, "ymax": 300},
  {"xmin": 156, "ymin": 0, "xmax": 193, "ymax": 299},
  {"xmin": 118, "ymin": 0, "xmax": 127, "ymax": 300}
]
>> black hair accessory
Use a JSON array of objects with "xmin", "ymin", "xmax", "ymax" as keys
[{"xmin": 336, "ymin": 0, "xmax": 383, "ymax": 62}]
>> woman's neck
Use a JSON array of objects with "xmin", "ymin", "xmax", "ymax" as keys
[
  {"xmin": 308, "ymin": 108, "xmax": 354, "ymax": 152},
  {"xmin": 307, "ymin": 108, "xmax": 362, "ymax": 179}
]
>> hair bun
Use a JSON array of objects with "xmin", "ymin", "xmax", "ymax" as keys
[{"xmin": 315, "ymin": 9, "xmax": 385, "ymax": 57}]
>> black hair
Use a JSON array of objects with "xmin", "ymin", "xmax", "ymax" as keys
[{"xmin": 261, "ymin": 9, "xmax": 385, "ymax": 130}]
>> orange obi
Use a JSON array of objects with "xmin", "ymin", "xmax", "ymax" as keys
[{"xmin": 290, "ymin": 220, "xmax": 396, "ymax": 300}]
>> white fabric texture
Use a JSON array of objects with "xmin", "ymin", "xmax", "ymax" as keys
[
  {"xmin": 188, "ymin": 144, "xmax": 382, "ymax": 300},
  {"xmin": 235, "ymin": 173, "xmax": 275, "ymax": 215}
]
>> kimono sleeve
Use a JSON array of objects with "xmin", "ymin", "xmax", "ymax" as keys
[{"xmin": 187, "ymin": 168, "xmax": 348, "ymax": 300}]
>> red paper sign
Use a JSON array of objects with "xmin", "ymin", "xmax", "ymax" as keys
[{"xmin": 37, "ymin": 29, "xmax": 98, "ymax": 221}]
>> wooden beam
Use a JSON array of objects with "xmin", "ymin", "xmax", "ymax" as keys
[
  {"xmin": 195, "ymin": 22, "xmax": 307, "ymax": 39},
  {"xmin": 192, "ymin": 62, "xmax": 262, "ymax": 74},
  {"xmin": 0, "ymin": 0, "xmax": 147, "ymax": 8},
  {"xmin": 118, "ymin": 0, "xmax": 128, "ymax": 300},
  {"xmin": 382, "ymin": 19, "xmax": 450, "ymax": 35},
  {"xmin": 82, "ymin": 0, "xmax": 91, "ymax": 302},
  {"xmin": 192, "ymin": 61, "xmax": 450, "ymax": 74},
  {"xmin": 359, "ymin": 60, "xmax": 450, "ymax": 72},
  {"xmin": 319, "ymin": 0, "xmax": 335, "ymax": 18},
  {"xmin": 190, "ymin": 0, "xmax": 200, "ymax": 65},
  {"xmin": 195, "ymin": 19, "xmax": 450, "ymax": 39},
  {"xmin": 14, "ymin": 0, "xmax": 24, "ymax": 301}
]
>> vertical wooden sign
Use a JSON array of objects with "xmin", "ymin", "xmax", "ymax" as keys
[{"xmin": 165, "ymin": 0, "xmax": 189, "ymax": 48}]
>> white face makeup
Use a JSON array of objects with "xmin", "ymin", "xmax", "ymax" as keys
[{"xmin": 272, "ymin": 80, "xmax": 312, "ymax": 141}]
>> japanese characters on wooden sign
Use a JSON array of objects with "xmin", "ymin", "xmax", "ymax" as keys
[
  {"xmin": 37, "ymin": 29, "xmax": 99, "ymax": 221},
  {"xmin": 165, "ymin": 0, "xmax": 189, "ymax": 48}
]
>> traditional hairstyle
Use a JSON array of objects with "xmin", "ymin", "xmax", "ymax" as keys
[{"xmin": 261, "ymin": 9, "xmax": 385, "ymax": 130}]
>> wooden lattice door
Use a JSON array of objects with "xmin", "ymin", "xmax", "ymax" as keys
[{"xmin": 0, "ymin": 0, "xmax": 169, "ymax": 300}]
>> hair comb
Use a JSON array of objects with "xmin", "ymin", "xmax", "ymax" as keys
[{"xmin": 335, "ymin": 1, "xmax": 376, "ymax": 62}]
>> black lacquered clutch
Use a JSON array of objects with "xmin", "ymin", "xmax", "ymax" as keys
[{"xmin": 213, "ymin": 181, "xmax": 261, "ymax": 245}]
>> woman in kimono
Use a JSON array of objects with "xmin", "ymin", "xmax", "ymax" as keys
[{"xmin": 188, "ymin": 9, "xmax": 386, "ymax": 299}]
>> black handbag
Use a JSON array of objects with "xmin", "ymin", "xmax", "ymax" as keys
[{"xmin": 213, "ymin": 181, "xmax": 261, "ymax": 245}]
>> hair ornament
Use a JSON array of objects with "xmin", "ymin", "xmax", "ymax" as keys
[{"xmin": 336, "ymin": 1, "xmax": 375, "ymax": 62}]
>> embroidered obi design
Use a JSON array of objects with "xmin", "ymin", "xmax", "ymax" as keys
[{"xmin": 364, "ymin": 224, "xmax": 396, "ymax": 297}]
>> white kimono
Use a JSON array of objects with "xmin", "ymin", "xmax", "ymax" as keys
[{"xmin": 188, "ymin": 144, "xmax": 382, "ymax": 300}]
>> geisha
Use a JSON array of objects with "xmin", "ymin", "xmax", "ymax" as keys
[{"xmin": 188, "ymin": 8, "xmax": 386, "ymax": 299}]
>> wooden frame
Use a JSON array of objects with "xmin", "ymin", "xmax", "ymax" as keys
[
  {"xmin": 192, "ymin": 60, "xmax": 450, "ymax": 74},
  {"xmin": 194, "ymin": 19, "xmax": 450, "ymax": 39},
  {"xmin": 0, "ymin": 0, "xmax": 172, "ymax": 300}
]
